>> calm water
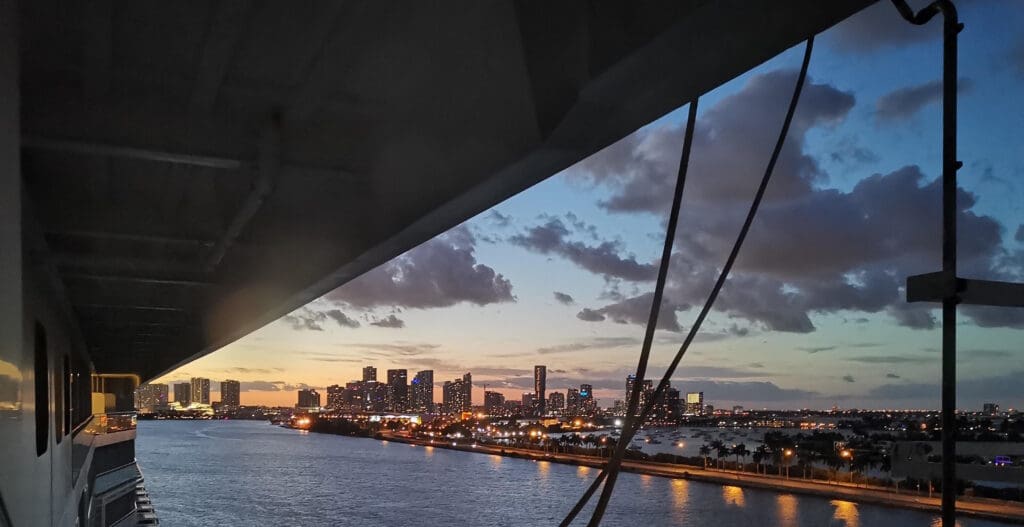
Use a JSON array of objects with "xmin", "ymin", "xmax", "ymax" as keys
[{"xmin": 137, "ymin": 420, "xmax": 1007, "ymax": 526}]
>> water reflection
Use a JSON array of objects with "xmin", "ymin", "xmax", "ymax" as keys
[
  {"xmin": 537, "ymin": 460, "xmax": 550, "ymax": 480},
  {"xmin": 776, "ymin": 494, "xmax": 798, "ymax": 527},
  {"xmin": 489, "ymin": 455, "xmax": 502, "ymax": 469},
  {"xmin": 423, "ymin": 445, "xmax": 434, "ymax": 458},
  {"xmin": 576, "ymin": 465, "xmax": 590, "ymax": 478},
  {"xmin": 930, "ymin": 518, "xmax": 963, "ymax": 527},
  {"xmin": 831, "ymin": 500, "xmax": 859, "ymax": 527},
  {"xmin": 639, "ymin": 474, "xmax": 653, "ymax": 490},
  {"xmin": 722, "ymin": 485, "xmax": 746, "ymax": 507},
  {"xmin": 670, "ymin": 479, "xmax": 690, "ymax": 524}
]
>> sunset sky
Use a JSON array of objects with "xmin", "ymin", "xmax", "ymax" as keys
[{"xmin": 155, "ymin": 2, "xmax": 1024, "ymax": 410}]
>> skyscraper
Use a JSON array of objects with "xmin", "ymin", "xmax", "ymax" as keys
[
  {"xmin": 326, "ymin": 384, "xmax": 345, "ymax": 409},
  {"xmin": 566, "ymin": 388, "xmax": 581, "ymax": 415},
  {"xmin": 173, "ymin": 382, "xmax": 191, "ymax": 406},
  {"xmin": 460, "ymin": 372, "xmax": 472, "ymax": 412},
  {"xmin": 297, "ymin": 389, "xmax": 320, "ymax": 409},
  {"xmin": 624, "ymin": 375, "xmax": 651, "ymax": 412},
  {"xmin": 685, "ymin": 392, "xmax": 704, "ymax": 415},
  {"xmin": 580, "ymin": 384, "xmax": 596, "ymax": 414},
  {"xmin": 442, "ymin": 373, "xmax": 472, "ymax": 414},
  {"xmin": 410, "ymin": 370, "xmax": 434, "ymax": 412},
  {"xmin": 386, "ymin": 369, "xmax": 408, "ymax": 412},
  {"xmin": 220, "ymin": 379, "xmax": 240, "ymax": 409},
  {"xmin": 484, "ymin": 391, "xmax": 505, "ymax": 414},
  {"xmin": 190, "ymin": 377, "xmax": 211, "ymax": 405},
  {"xmin": 134, "ymin": 383, "xmax": 168, "ymax": 412},
  {"xmin": 362, "ymin": 366, "xmax": 377, "ymax": 382},
  {"xmin": 548, "ymin": 391, "xmax": 565, "ymax": 414},
  {"xmin": 533, "ymin": 365, "xmax": 546, "ymax": 416}
]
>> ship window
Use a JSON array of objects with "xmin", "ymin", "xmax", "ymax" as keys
[
  {"xmin": 34, "ymin": 322, "xmax": 48, "ymax": 456},
  {"xmin": 54, "ymin": 351, "xmax": 64, "ymax": 443},
  {"xmin": 63, "ymin": 354, "xmax": 71, "ymax": 436}
]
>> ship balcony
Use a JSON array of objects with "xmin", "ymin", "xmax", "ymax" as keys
[{"xmin": 73, "ymin": 411, "xmax": 158, "ymax": 526}]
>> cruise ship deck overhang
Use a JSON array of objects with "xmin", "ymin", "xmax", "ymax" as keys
[{"xmin": 13, "ymin": 0, "xmax": 874, "ymax": 382}]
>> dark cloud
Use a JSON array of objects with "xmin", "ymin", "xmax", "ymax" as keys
[
  {"xmin": 325, "ymin": 309, "xmax": 360, "ymax": 329},
  {"xmin": 486, "ymin": 209, "xmax": 512, "ymax": 228},
  {"xmin": 563, "ymin": 66, "xmax": 1017, "ymax": 333},
  {"xmin": 875, "ymin": 78, "xmax": 973, "ymax": 122},
  {"xmin": 846, "ymin": 355, "xmax": 929, "ymax": 364},
  {"xmin": 327, "ymin": 225, "xmax": 514, "ymax": 309},
  {"xmin": 886, "ymin": 373, "xmax": 901, "ymax": 379},
  {"xmin": 553, "ymin": 291, "xmax": 575, "ymax": 305},
  {"xmin": 240, "ymin": 381, "xmax": 315, "ymax": 392},
  {"xmin": 370, "ymin": 314, "xmax": 406, "ymax": 328},
  {"xmin": 1016, "ymin": 224, "xmax": 1024, "ymax": 243},
  {"xmin": 842, "ymin": 374, "xmax": 856, "ymax": 383},
  {"xmin": 576, "ymin": 308, "xmax": 606, "ymax": 322},
  {"xmin": 799, "ymin": 346, "xmax": 836, "ymax": 354},
  {"xmin": 863, "ymin": 371, "xmax": 1024, "ymax": 405},
  {"xmin": 337, "ymin": 342, "xmax": 440, "ymax": 357},
  {"xmin": 282, "ymin": 308, "xmax": 326, "ymax": 331},
  {"xmin": 536, "ymin": 337, "xmax": 639, "ymax": 355},
  {"xmin": 825, "ymin": 2, "xmax": 940, "ymax": 54},
  {"xmin": 511, "ymin": 217, "xmax": 657, "ymax": 281}
]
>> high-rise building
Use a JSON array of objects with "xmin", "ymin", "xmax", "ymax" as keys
[
  {"xmin": 173, "ymin": 383, "xmax": 191, "ymax": 406},
  {"xmin": 220, "ymin": 380, "xmax": 241, "ymax": 409},
  {"xmin": 344, "ymin": 382, "xmax": 364, "ymax": 410},
  {"xmin": 534, "ymin": 365, "xmax": 546, "ymax": 416},
  {"xmin": 580, "ymin": 384, "xmax": 596, "ymax": 414},
  {"xmin": 386, "ymin": 369, "xmax": 408, "ymax": 412},
  {"xmin": 297, "ymin": 389, "xmax": 321, "ymax": 409},
  {"xmin": 410, "ymin": 370, "xmax": 434, "ymax": 412},
  {"xmin": 521, "ymin": 392, "xmax": 535, "ymax": 413},
  {"xmin": 366, "ymin": 382, "xmax": 387, "ymax": 412},
  {"xmin": 484, "ymin": 391, "xmax": 505, "ymax": 414},
  {"xmin": 624, "ymin": 375, "xmax": 652, "ymax": 412},
  {"xmin": 685, "ymin": 391, "xmax": 704, "ymax": 415},
  {"xmin": 326, "ymin": 384, "xmax": 345, "ymax": 410},
  {"xmin": 442, "ymin": 373, "xmax": 472, "ymax": 414},
  {"xmin": 983, "ymin": 402, "xmax": 999, "ymax": 414},
  {"xmin": 548, "ymin": 391, "xmax": 565, "ymax": 413},
  {"xmin": 566, "ymin": 388, "xmax": 581, "ymax": 415},
  {"xmin": 732, "ymin": 405, "xmax": 744, "ymax": 415},
  {"xmin": 134, "ymin": 383, "xmax": 168, "ymax": 412},
  {"xmin": 362, "ymin": 366, "xmax": 377, "ymax": 382},
  {"xmin": 190, "ymin": 377, "xmax": 211, "ymax": 405}
]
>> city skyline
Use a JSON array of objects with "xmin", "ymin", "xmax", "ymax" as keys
[{"xmin": 154, "ymin": 2, "xmax": 1024, "ymax": 410}]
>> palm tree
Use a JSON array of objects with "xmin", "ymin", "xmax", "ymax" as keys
[
  {"xmin": 753, "ymin": 444, "xmax": 769, "ymax": 475},
  {"xmin": 699, "ymin": 444, "xmax": 712, "ymax": 469},
  {"xmin": 715, "ymin": 441, "xmax": 731, "ymax": 470},
  {"xmin": 733, "ymin": 443, "xmax": 751, "ymax": 472}
]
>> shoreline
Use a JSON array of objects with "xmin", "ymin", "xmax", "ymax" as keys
[{"xmin": 377, "ymin": 432, "xmax": 1024, "ymax": 525}]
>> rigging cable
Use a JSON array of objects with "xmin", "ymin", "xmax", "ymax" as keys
[{"xmin": 560, "ymin": 35, "xmax": 815, "ymax": 527}]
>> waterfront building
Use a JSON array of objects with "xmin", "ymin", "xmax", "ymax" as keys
[
  {"xmin": 411, "ymin": 370, "xmax": 434, "ymax": 412},
  {"xmin": 363, "ymin": 366, "xmax": 377, "ymax": 382},
  {"xmin": 484, "ymin": 391, "xmax": 505, "ymax": 414},
  {"xmin": 220, "ymin": 380, "xmax": 241, "ymax": 409},
  {"xmin": 732, "ymin": 405, "xmax": 745, "ymax": 415},
  {"xmin": 173, "ymin": 382, "xmax": 192, "ymax": 406},
  {"xmin": 366, "ymin": 382, "xmax": 388, "ymax": 412},
  {"xmin": 624, "ymin": 375, "xmax": 652, "ymax": 411},
  {"xmin": 326, "ymin": 384, "xmax": 345, "ymax": 410},
  {"xmin": 191, "ymin": 377, "xmax": 211, "ymax": 405},
  {"xmin": 983, "ymin": 402, "xmax": 999, "ymax": 415},
  {"xmin": 134, "ymin": 383, "xmax": 168, "ymax": 412},
  {"xmin": 534, "ymin": 365, "xmax": 546, "ymax": 416},
  {"xmin": 297, "ymin": 389, "xmax": 321, "ymax": 409},
  {"xmin": 685, "ymin": 391, "xmax": 704, "ymax": 415},
  {"xmin": 566, "ymin": 388, "xmax": 581, "ymax": 416},
  {"xmin": 580, "ymin": 384, "xmax": 596, "ymax": 415},
  {"xmin": 548, "ymin": 391, "xmax": 565, "ymax": 414},
  {"xmin": 344, "ymin": 382, "xmax": 365, "ymax": 410},
  {"xmin": 521, "ymin": 392, "xmax": 535, "ymax": 413},
  {"xmin": 387, "ymin": 369, "xmax": 408, "ymax": 412}
]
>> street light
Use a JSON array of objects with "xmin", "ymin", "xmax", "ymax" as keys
[{"xmin": 783, "ymin": 449, "xmax": 793, "ymax": 478}]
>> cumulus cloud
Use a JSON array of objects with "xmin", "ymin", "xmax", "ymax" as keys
[
  {"xmin": 875, "ymin": 78, "xmax": 973, "ymax": 122},
  {"xmin": 511, "ymin": 217, "xmax": 657, "ymax": 281},
  {"xmin": 370, "ymin": 314, "xmax": 406, "ymax": 328},
  {"xmin": 327, "ymin": 225, "xmax": 514, "ymax": 309},
  {"xmin": 558, "ymin": 66, "xmax": 1019, "ymax": 333},
  {"xmin": 553, "ymin": 291, "xmax": 575, "ymax": 305},
  {"xmin": 240, "ymin": 380, "xmax": 315, "ymax": 392},
  {"xmin": 282, "ymin": 308, "xmax": 326, "ymax": 331},
  {"xmin": 325, "ymin": 309, "xmax": 360, "ymax": 329}
]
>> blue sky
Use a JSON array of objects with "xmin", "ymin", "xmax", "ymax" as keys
[{"xmin": 158, "ymin": 2, "xmax": 1024, "ymax": 410}]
